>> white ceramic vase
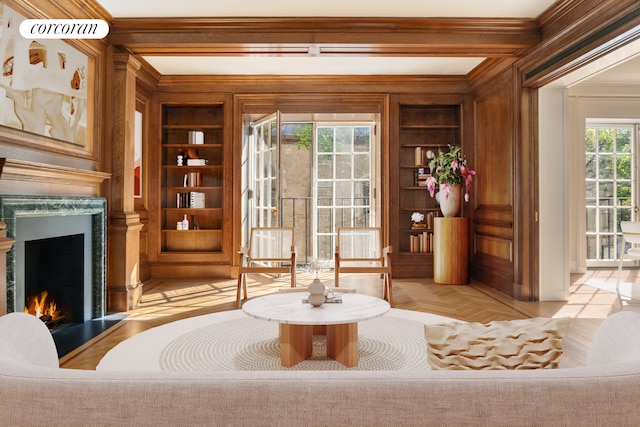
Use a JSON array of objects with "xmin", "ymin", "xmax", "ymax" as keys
[
  {"xmin": 307, "ymin": 278, "xmax": 326, "ymax": 307},
  {"xmin": 439, "ymin": 184, "xmax": 462, "ymax": 217}
]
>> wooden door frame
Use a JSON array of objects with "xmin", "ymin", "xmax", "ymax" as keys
[{"xmin": 231, "ymin": 93, "xmax": 389, "ymax": 275}]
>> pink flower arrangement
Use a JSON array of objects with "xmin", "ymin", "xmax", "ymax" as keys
[{"xmin": 426, "ymin": 145, "xmax": 476, "ymax": 202}]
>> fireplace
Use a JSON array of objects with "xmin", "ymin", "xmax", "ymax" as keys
[
  {"xmin": 0, "ymin": 196, "xmax": 106, "ymax": 325},
  {"xmin": 23, "ymin": 231, "xmax": 86, "ymax": 327}
]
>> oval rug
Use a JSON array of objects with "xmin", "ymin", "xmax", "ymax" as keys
[{"xmin": 97, "ymin": 308, "xmax": 459, "ymax": 372}]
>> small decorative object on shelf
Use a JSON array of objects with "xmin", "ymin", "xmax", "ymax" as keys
[
  {"xmin": 416, "ymin": 168, "xmax": 429, "ymax": 187},
  {"xmin": 426, "ymin": 145, "xmax": 476, "ymax": 217},
  {"xmin": 425, "ymin": 149, "xmax": 436, "ymax": 174},
  {"xmin": 411, "ymin": 211, "xmax": 426, "ymax": 229},
  {"xmin": 182, "ymin": 214, "xmax": 189, "ymax": 230}
]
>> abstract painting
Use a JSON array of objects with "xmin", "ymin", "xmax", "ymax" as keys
[{"xmin": 0, "ymin": 4, "xmax": 88, "ymax": 146}]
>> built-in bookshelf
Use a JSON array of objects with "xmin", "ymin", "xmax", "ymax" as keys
[
  {"xmin": 160, "ymin": 105, "xmax": 224, "ymax": 253},
  {"xmin": 390, "ymin": 95, "xmax": 462, "ymax": 278}
]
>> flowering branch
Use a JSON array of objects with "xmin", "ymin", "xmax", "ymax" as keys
[{"xmin": 427, "ymin": 145, "xmax": 476, "ymax": 202}]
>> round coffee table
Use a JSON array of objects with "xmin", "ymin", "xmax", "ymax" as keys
[{"xmin": 242, "ymin": 292, "xmax": 390, "ymax": 367}]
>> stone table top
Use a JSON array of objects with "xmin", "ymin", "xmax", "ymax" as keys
[{"xmin": 242, "ymin": 292, "xmax": 390, "ymax": 325}]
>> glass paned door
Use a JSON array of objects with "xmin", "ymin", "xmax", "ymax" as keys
[
  {"xmin": 250, "ymin": 112, "xmax": 281, "ymax": 229},
  {"xmin": 314, "ymin": 124, "xmax": 374, "ymax": 260},
  {"xmin": 585, "ymin": 124, "xmax": 635, "ymax": 266}
]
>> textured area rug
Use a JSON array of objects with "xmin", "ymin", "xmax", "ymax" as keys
[{"xmin": 97, "ymin": 308, "xmax": 458, "ymax": 372}]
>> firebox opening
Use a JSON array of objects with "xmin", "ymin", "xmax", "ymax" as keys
[{"xmin": 25, "ymin": 233, "xmax": 84, "ymax": 328}]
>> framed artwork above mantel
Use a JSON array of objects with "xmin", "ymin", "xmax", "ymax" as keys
[{"xmin": 0, "ymin": 3, "xmax": 99, "ymax": 161}]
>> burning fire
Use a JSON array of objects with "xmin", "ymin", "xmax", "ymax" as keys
[{"xmin": 24, "ymin": 290, "xmax": 62, "ymax": 323}]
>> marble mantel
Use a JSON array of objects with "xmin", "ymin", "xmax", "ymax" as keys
[{"xmin": 0, "ymin": 196, "xmax": 107, "ymax": 318}]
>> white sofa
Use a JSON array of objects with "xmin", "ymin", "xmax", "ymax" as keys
[{"xmin": 2, "ymin": 310, "xmax": 640, "ymax": 426}]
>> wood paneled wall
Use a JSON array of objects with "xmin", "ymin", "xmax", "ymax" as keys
[
  {"xmin": 4, "ymin": 0, "xmax": 640, "ymax": 303},
  {"xmin": 469, "ymin": 69, "xmax": 517, "ymax": 297}
]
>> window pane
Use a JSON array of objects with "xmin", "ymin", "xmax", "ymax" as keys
[
  {"xmin": 598, "ymin": 208, "xmax": 615, "ymax": 233},
  {"xmin": 316, "ymin": 209, "xmax": 332, "ymax": 233},
  {"xmin": 585, "ymin": 128, "xmax": 596, "ymax": 152},
  {"xmin": 336, "ymin": 127, "xmax": 352, "ymax": 152},
  {"xmin": 586, "ymin": 181, "xmax": 596, "ymax": 205},
  {"xmin": 317, "ymin": 234, "xmax": 333, "ymax": 259},
  {"xmin": 354, "ymin": 127, "xmax": 370, "ymax": 152},
  {"xmin": 317, "ymin": 154, "xmax": 333, "ymax": 179},
  {"xmin": 335, "ymin": 154, "xmax": 351, "ymax": 179},
  {"xmin": 353, "ymin": 153, "xmax": 370, "ymax": 179},
  {"xmin": 317, "ymin": 182, "xmax": 332, "ymax": 204},
  {"xmin": 334, "ymin": 208, "xmax": 353, "ymax": 228},
  {"xmin": 599, "ymin": 155, "xmax": 614, "ymax": 179},
  {"xmin": 586, "ymin": 235, "xmax": 597, "ymax": 260},
  {"xmin": 585, "ymin": 154, "xmax": 596, "ymax": 179},
  {"xmin": 317, "ymin": 128, "xmax": 334, "ymax": 152},
  {"xmin": 353, "ymin": 208, "xmax": 369, "ymax": 227},
  {"xmin": 617, "ymin": 182, "xmax": 631, "ymax": 206},
  {"xmin": 598, "ymin": 181, "xmax": 614, "ymax": 206},
  {"xmin": 335, "ymin": 181, "xmax": 352, "ymax": 199},
  {"xmin": 618, "ymin": 209, "xmax": 632, "ymax": 226},
  {"xmin": 354, "ymin": 181, "xmax": 370, "ymax": 202},
  {"xmin": 598, "ymin": 129, "xmax": 614, "ymax": 152},
  {"xmin": 586, "ymin": 208, "xmax": 596, "ymax": 232},
  {"xmin": 617, "ymin": 128, "xmax": 632, "ymax": 153},
  {"xmin": 600, "ymin": 235, "xmax": 614, "ymax": 259},
  {"xmin": 616, "ymin": 154, "xmax": 632, "ymax": 180}
]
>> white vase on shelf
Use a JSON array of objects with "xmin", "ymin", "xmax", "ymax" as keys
[{"xmin": 438, "ymin": 184, "xmax": 462, "ymax": 218}]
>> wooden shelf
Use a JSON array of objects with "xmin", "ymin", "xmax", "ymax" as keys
[
  {"xmin": 390, "ymin": 96, "xmax": 463, "ymax": 278},
  {"xmin": 159, "ymin": 104, "xmax": 226, "ymax": 255}
]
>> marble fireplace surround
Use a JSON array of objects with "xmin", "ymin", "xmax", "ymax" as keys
[{"xmin": 0, "ymin": 196, "xmax": 106, "ymax": 318}]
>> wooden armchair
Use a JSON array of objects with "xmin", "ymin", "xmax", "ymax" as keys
[
  {"xmin": 617, "ymin": 221, "xmax": 640, "ymax": 288},
  {"xmin": 236, "ymin": 227, "xmax": 296, "ymax": 308},
  {"xmin": 334, "ymin": 227, "xmax": 393, "ymax": 306}
]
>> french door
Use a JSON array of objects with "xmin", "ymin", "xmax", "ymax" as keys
[
  {"xmin": 249, "ymin": 112, "xmax": 281, "ymax": 230},
  {"xmin": 314, "ymin": 123, "xmax": 375, "ymax": 260},
  {"xmin": 241, "ymin": 114, "xmax": 378, "ymax": 264},
  {"xmin": 585, "ymin": 123, "xmax": 637, "ymax": 266}
]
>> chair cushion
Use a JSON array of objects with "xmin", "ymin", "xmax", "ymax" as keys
[
  {"xmin": 0, "ymin": 312, "xmax": 59, "ymax": 368},
  {"xmin": 424, "ymin": 317, "xmax": 570, "ymax": 370}
]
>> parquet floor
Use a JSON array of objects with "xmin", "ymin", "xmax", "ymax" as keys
[{"xmin": 59, "ymin": 269, "xmax": 640, "ymax": 370}]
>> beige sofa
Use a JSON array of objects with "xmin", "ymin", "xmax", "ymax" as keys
[{"xmin": 2, "ymin": 310, "xmax": 640, "ymax": 427}]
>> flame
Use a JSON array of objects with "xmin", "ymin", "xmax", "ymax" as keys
[{"xmin": 24, "ymin": 290, "xmax": 61, "ymax": 322}]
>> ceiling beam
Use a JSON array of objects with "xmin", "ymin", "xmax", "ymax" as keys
[{"xmin": 108, "ymin": 17, "xmax": 540, "ymax": 58}]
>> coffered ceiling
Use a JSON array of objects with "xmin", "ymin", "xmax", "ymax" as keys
[{"xmin": 95, "ymin": 0, "xmax": 639, "ymax": 80}]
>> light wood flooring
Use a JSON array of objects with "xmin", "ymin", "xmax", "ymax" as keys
[{"xmin": 59, "ymin": 269, "xmax": 640, "ymax": 370}]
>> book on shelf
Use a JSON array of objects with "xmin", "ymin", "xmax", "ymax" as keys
[
  {"xmin": 414, "ymin": 147, "xmax": 424, "ymax": 166},
  {"xmin": 176, "ymin": 191, "xmax": 206, "ymax": 208},
  {"xmin": 189, "ymin": 191, "xmax": 206, "ymax": 208},
  {"xmin": 188, "ymin": 130, "xmax": 204, "ymax": 145},
  {"xmin": 187, "ymin": 172, "xmax": 202, "ymax": 187},
  {"xmin": 186, "ymin": 158, "xmax": 207, "ymax": 166},
  {"xmin": 415, "ymin": 168, "xmax": 430, "ymax": 187},
  {"xmin": 409, "ymin": 231, "xmax": 433, "ymax": 253}
]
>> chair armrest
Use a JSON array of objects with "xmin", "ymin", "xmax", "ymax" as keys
[{"xmin": 383, "ymin": 245, "xmax": 392, "ymax": 266}]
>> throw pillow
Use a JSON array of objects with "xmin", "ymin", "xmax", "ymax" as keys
[{"xmin": 424, "ymin": 317, "xmax": 570, "ymax": 370}]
